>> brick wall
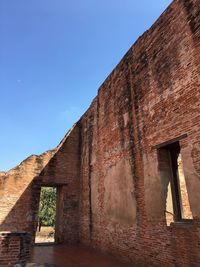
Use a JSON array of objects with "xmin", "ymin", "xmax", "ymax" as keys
[
  {"xmin": 79, "ymin": 0, "xmax": 200, "ymax": 265},
  {"xmin": 0, "ymin": 232, "xmax": 31, "ymax": 266}
]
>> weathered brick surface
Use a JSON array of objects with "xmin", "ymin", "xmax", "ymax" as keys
[
  {"xmin": 0, "ymin": 0, "xmax": 200, "ymax": 266},
  {"xmin": 78, "ymin": 0, "xmax": 200, "ymax": 266},
  {"xmin": 0, "ymin": 232, "xmax": 31, "ymax": 266}
]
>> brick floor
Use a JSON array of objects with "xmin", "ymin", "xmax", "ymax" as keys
[{"xmin": 31, "ymin": 244, "xmax": 135, "ymax": 267}]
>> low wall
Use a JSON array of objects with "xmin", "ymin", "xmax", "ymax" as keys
[{"xmin": 0, "ymin": 232, "xmax": 31, "ymax": 266}]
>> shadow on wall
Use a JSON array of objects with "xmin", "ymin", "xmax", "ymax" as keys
[{"xmin": 0, "ymin": 179, "xmax": 40, "ymax": 235}]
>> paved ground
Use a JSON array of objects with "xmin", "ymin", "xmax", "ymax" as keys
[{"xmin": 31, "ymin": 244, "xmax": 135, "ymax": 267}]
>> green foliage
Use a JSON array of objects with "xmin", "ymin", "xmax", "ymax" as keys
[{"xmin": 38, "ymin": 187, "xmax": 56, "ymax": 227}]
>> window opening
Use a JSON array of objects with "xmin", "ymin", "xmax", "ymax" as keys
[{"xmin": 158, "ymin": 141, "xmax": 193, "ymax": 225}]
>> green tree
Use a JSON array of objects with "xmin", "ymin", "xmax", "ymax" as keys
[{"xmin": 38, "ymin": 187, "xmax": 56, "ymax": 231}]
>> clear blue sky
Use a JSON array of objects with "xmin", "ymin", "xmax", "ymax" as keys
[{"xmin": 0, "ymin": 0, "xmax": 172, "ymax": 171}]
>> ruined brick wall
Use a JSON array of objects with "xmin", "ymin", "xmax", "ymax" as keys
[
  {"xmin": 0, "ymin": 232, "xmax": 31, "ymax": 266},
  {"xmin": 0, "ymin": 123, "xmax": 81, "ymax": 245},
  {"xmin": 0, "ymin": 0, "xmax": 200, "ymax": 266},
  {"xmin": 79, "ymin": 0, "xmax": 200, "ymax": 266}
]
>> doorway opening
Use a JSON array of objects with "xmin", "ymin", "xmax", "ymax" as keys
[{"xmin": 35, "ymin": 186, "xmax": 57, "ymax": 244}]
